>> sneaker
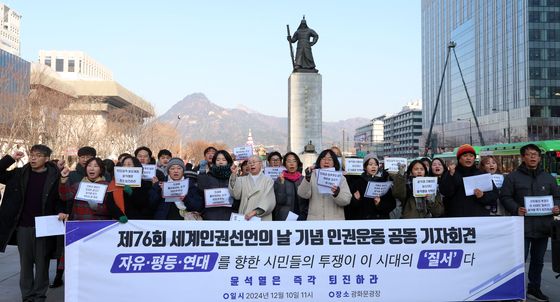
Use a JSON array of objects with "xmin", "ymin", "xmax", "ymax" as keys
[{"xmin": 526, "ymin": 287, "xmax": 549, "ymax": 302}]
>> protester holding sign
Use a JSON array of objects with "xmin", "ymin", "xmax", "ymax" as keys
[
  {"xmin": 195, "ymin": 146, "xmax": 217, "ymax": 175},
  {"xmin": 500, "ymin": 143, "xmax": 560, "ymax": 302},
  {"xmin": 479, "ymin": 156, "xmax": 507, "ymax": 216},
  {"xmin": 393, "ymin": 159, "xmax": 444, "ymax": 219},
  {"xmin": 0, "ymin": 145, "xmax": 64, "ymax": 302},
  {"xmin": 60, "ymin": 157, "xmax": 111, "ymax": 221},
  {"xmin": 347, "ymin": 154, "xmax": 396, "ymax": 220},
  {"xmin": 440, "ymin": 144, "xmax": 498, "ymax": 217},
  {"xmin": 273, "ymin": 152, "xmax": 308, "ymax": 221},
  {"xmin": 267, "ymin": 151, "xmax": 283, "ymax": 167},
  {"xmin": 297, "ymin": 149, "xmax": 351, "ymax": 220},
  {"xmin": 150, "ymin": 158, "xmax": 203, "ymax": 220},
  {"xmin": 106, "ymin": 156, "xmax": 152, "ymax": 221},
  {"xmin": 198, "ymin": 150, "xmax": 238, "ymax": 220},
  {"xmin": 229, "ymin": 155, "xmax": 276, "ymax": 220},
  {"xmin": 134, "ymin": 146, "xmax": 156, "ymax": 165}
]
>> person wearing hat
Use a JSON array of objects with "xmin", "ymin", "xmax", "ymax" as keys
[
  {"xmin": 440, "ymin": 144, "xmax": 498, "ymax": 217},
  {"xmin": 150, "ymin": 157, "xmax": 203, "ymax": 220},
  {"xmin": 347, "ymin": 154, "xmax": 396, "ymax": 220}
]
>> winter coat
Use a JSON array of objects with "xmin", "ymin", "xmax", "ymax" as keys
[
  {"xmin": 150, "ymin": 176, "xmax": 204, "ymax": 220},
  {"xmin": 392, "ymin": 173, "xmax": 444, "ymax": 219},
  {"xmin": 500, "ymin": 163, "xmax": 560, "ymax": 238},
  {"xmin": 273, "ymin": 174, "xmax": 308, "ymax": 221},
  {"xmin": 59, "ymin": 177, "xmax": 112, "ymax": 221},
  {"xmin": 348, "ymin": 172, "xmax": 397, "ymax": 220},
  {"xmin": 439, "ymin": 164, "xmax": 498, "ymax": 217},
  {"xmin": 198, "ymin": 172, "xmax": 237, "ymax": 221},
  {"xmin": 297, "ymin": 170, "xmax": 351, "ymax": 220},
  {"xmin": 0, "ymin": 155, "xmax": 63, "ymax": 255},
  {"xmin": 106, "ymin": 180, "xmax": 153, "ymax": 220},
  {"xmin": 229, "ymin": 173, "xmax": 276, "ymax": 221}
]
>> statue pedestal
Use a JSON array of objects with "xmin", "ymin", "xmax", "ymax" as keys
[{"xmin": 288, "ymin": 72, "xmax": 322, "ymax": 154}]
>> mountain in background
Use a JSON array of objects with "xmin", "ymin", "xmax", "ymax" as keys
[{"xmin": 157, "ymin": 93, "xmax": 369, "ymax": 151}]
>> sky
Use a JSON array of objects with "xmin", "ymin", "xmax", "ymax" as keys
[{"xmin": 6, "ymin": 0, "xmax": 422, "ymax": 122}]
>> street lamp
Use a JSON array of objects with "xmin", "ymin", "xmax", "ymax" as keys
[
  {"xmin": 492, "ymin": 108, "xmax": 511, "ymax": 144},
  {"xmin": 457, "ymin": 118, "xmax": 472, "ymax": 145}
]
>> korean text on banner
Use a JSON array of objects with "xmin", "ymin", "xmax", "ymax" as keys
[
  {"xmin": 384, "ymin": 157, "xmax": 407, "ymax": 173},
  {"xmin": 412, "ymin": 177, "xmax": 438, "ymax": 197},
  {"xmin": 114, "ymin": 167, "xmax": 142, "ymax": 187},
  {"xmin": 65, "ymin": 217, "xmax": 525, "ymax": 302},
  {"xmin": 462, "ymin": 173, "xmax": 494, "ymax": 196}
]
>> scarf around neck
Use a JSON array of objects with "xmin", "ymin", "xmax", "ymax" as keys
[
  {"xmin": 282, "ymin": 170, "xmax": 302, "ymax": 182},
  {"xmin": 210, "ymin": 164, "xmax": 232, "ymax": 179}
]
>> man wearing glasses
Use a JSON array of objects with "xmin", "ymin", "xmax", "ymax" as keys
[
  {"xmin": 0, "ymin": 145, "xmax": 65, "ymax": 302},
  {"xmin": 501, "ymin": 143, "xmax": 560, "ymax": 302}
]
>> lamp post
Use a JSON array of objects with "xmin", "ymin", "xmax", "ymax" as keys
[
  {"xmin": 457, "ymin": 118, "xmax": 472, "ymax": 145},
  {"xmin": 492, "ymin": 108, "xmax": 511, "ymax": 144}
]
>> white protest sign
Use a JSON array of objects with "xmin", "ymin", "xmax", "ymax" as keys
[
  {"xmin": 114, "ymin": 167, "xmax": 142, "ymax": 187},
  {"xmin": 316, "ymin": 169, "xmax": 342, "ymax": 187},
  {"xmin": 286, "ymin": 211, "xmax": 299, "ymax": 221},
  {"xmin": 384, "ymin": 157, "xmax": 407, "ymax": 172},
  {"xmin": 412, "ymin": 177, "xmax": 438, "ymax": 197},
  {"xmin": 204, "ymin": 188, "xmax": 232, "ymax": 208},
  {"xmin": 229, "ymin": 213, "xmax": 261, "ymax": 221},
  {"xmin": 141, "ymin": 164, "xmax": 157, "ymax": 180},
  {"xmin": 75, "ymin": 182, "xmax": 108, "ymax": 204},
  {"xmin": 162, "ymin": 179, "xmax": 189, "ymax": 199},
  {"xmin": 345, "ymin": 158, "xmax": 364, "ymax": 175},
  {"xmin": 364, "ymin": 181, "xmax": 393, "ymax": 198},
  {"xmin": 463, "ymin": 173, "xmax": 494, "ymax": 196},
  {"xmin": 524, "ymin": 195, "xmax": 554, "ymax": 216},
  {"xmin": 233, "ymin": 146, "xmax": 253, "ymax": 161},
  {"xmin": 35, "ymin": 215, "xmax": 65, "ymax": 237},
  {"xmin": 491, "ymin": 174, "xmax": 504, "ymax": 189},
  {"xmin": 264, "ymin": 167, "xmax": 286, "ymax": 180}
]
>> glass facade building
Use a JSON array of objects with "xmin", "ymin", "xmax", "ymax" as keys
[
  {"xmin": 0, "ymin": 48, "xmax": 29, "ymax": 110},
  {"xmin": 422, "ymin": 0, "xmax": 560, "ymax": 148}
]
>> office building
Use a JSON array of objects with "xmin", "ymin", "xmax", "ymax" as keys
[
  {"xmin": 383, "ymin": 100, "xmax": 422, "ymax": 158},
  {"xmin": 0, "ymin": 3, "xmax": 21, "ymax": 56}
]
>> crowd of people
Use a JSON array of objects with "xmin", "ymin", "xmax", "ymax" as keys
[{"xmin": 0, "ymin": 142, "xmax": 559, "ymax": 302}]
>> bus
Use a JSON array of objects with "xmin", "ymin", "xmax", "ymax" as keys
[{"xmin": 433, "ymin": 140, "xmax": 560, "ymax": 184}]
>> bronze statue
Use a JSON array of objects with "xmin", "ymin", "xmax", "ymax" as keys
[{"xmin": 287, "ymin": 17, "xmax": 319, "ymax": 73}]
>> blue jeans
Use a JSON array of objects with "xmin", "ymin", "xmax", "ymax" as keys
[{"xmin": 524, "ymin": 237, "xmax": 549, "ymax": 290}]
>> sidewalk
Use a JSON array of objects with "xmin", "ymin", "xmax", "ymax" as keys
[{"xmin": 0, "ymin": 245, "xmax": 558, "ymax": 301}]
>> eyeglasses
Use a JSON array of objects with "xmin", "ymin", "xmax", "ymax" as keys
[
  {"xmin": 29, "ymin": 153, "xmax": 46, "ymax": 159},
  {"xmin": 320, "ymin": 157, "xmax": 334, "ymax": 162},
  {"xmin": 524, "ymin": 152, "xmax": 540, "ymax": 158},
  {"xmin": 285, "ymin": 159, "xmax": 298, "ymax": 164}
]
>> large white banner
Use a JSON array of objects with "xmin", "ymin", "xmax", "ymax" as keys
[{"xmin": 65, "ymin": 217, "xmax": 525, "ymax": 302}]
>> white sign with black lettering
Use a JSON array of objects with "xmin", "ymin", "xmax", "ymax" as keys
[
  {"xmin": 204, "ymin": 188, "xmax": 232, "ymax": 208},
  {"xmin": 233, "ymin": 146, "xmax": 253, "ymax": 161},
  {"xmin": 75, "ymin": 182, "xmax": 108, "ymax": 204},
  {"xmin": 229, "ymin": 213, "xmax": 261, "ymax": 221},
  {"xmin": 114, "ymin": 167, "xmax": 142, "ymax": 187},
  {"xmin": 384, "ymin": 157, "xmax": 407, "ymax": 172},
  {"xmin": 491, "ymin": 174, "xmax": 504, "ymax": 189},
  {"xmin": 141, "ymin": 164, "xmax": 157, "ymax": 180},
  {"xmin": 316, "ymin": 169, "xmax": 342, "ymax": 194},
  {"xmin": 412, "ymin": 177, "xmax": 438, "ymax": 197},
  {"xmin": 162, "ymin": 179, "xmax": 189, "ymax": 199},
  {"xmin": 345, "ymin": 158, "xmax": 364, "ymax": 175},
  {"xmin": 365, "ymin": 181, "xmax": 393, "ymax": 198},
  {"xmin": 264, "ymin": 167, "xmax": 286, "ymax": 180},
  {"xmin": 524, "ymin": 195, "xmax": 554, "ymax": 216}
]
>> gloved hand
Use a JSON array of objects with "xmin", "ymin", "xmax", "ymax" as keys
[
  {"xmin": 118, "ymin": 215, "xmax": 128, "ymax": 223},
  {"xmin": 123, "ymin": 185, "xmax": 133, "ymax": 196}
]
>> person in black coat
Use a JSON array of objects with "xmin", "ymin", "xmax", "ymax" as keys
[
  {"xmin": 0, "ymin": 145, "xmax": 65, "ymax": 302},
  {"xmin": 348, "ymin": 154, "xmax": 396, "ymax": 220},
  {"xmin": 198, "ymin": 150, "xmax": 238, "ymax": 220},
  {"xmin": 440, "ymin": 144, "xmax": 498, "ymax": 217},
  {"xmin": 273, "ymin": 152, "xmax": 308, "ymax": 221}
]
